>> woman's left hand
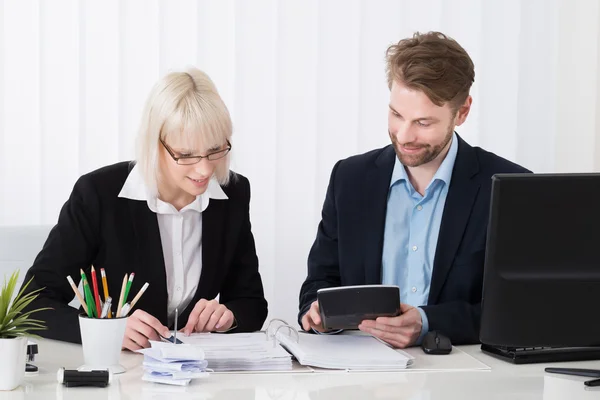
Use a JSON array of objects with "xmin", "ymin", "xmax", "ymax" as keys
[{"xmin": 183, "ymin": 299, "xmax": 235, "ymax": 335}]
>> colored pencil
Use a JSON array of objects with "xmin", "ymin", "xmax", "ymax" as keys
[
  {"xmin": 80, "ymin": 269, "xmax": 96, "ymax": 317},
  {"xmin": 116, "ymin": 274, "xmax": 128, "ymax": 318},
  {"xmin": 122, "ymin": 273, "xmax": 135, "ymax": 306},
  {"xmin": 66, "ymin": 275, "xmax": 89, "ymax": 316},
  {"xmin": 129, "ymin": 282, "xmax": 149, "ymax": 310},
  {"xmin": 100, "ymin": 268, "xmax": 112, "ymax": 318},
  {"xmin": 90, "ymin": 266, "xmax": 102, "ymax": 317}
]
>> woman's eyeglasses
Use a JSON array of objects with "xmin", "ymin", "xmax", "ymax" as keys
[{"xmin": 160, "ymin": 138, "xmax": 232, "ymax": 165}]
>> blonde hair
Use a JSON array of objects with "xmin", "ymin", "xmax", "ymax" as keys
[{"xmin": 135, "ymin": 67, "xmax": 232, "ymax": 195}]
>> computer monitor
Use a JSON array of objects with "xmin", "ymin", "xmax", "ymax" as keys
[{"xmin": 479, "ymin": 173, "xmax": 600, "ymax": 363}]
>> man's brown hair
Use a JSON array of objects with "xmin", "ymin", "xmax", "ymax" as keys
[{"xmin": 385, "ymin": 31, "xmax": 475, "ymax": 110}]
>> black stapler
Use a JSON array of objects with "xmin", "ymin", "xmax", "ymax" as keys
[{"xmin": 26, "ymin": 341, "xmax": 38, "ymax": 372}]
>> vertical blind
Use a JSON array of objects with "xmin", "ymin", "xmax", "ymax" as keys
[{"xmin": 1, "ymin": 0, "xmax": 599, "ymax": 324}]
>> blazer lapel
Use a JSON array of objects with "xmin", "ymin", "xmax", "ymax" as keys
[
  {"xmin": 128, "ymin": 200, "xmax": 169, "ymax": 324},
  {"xmin": 197, "ymin": 199, "xmax": 226, "ymax": 299},
  {"xmin": 363, "ymin": 146, "xmax": 396, "ymax": 284},
  {"xmin": 428, "ymin": 136, "xmax": 480, "ymax": 304}
]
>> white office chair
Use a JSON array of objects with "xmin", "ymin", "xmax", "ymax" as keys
[{"xmin": 0, "ymin": 225, "xmax": 79, "ymax": 308}]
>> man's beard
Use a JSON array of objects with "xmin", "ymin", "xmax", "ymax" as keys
[{"xmin": 390, "ymin": 125, "xmax": 454, "ymax": 168}]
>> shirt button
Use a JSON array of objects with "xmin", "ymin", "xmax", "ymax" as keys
[
  {"xmin": 411, "ymin": 287, "xmax": 417, "ymax": 293},
  {"xmin": 176, "ymin": 286, "xmax": 182, "ymax": 292},
  {"xmin": 417, "ymin": 205, "xmax": 423, "ymax": 211},
  {"xmin": 176, "ymin": 250, "xmax": 182, "ymax": 256},
  {"xmin": 412, "ymin": 245, "xmax": 418, "ymax": 251}
]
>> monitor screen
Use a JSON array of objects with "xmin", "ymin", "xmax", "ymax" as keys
[{"xmin": 480, "ymin": 173, "xmax": 600, "ymax": 348}]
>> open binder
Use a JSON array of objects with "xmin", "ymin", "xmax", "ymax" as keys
[
  {"xmin": 266, "ymin": 319, "xmax": 414, "ymax": 371},
  {"xmin": 179, "ymin": 325, "xmax": 293, "ymax": 372}
]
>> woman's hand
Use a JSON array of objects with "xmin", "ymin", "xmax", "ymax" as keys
[
  {"xmin": 122, "ymin": 309, "xmax": 170, "ymax": 351},
  {"xmin": 183, "ymin": 299, "xmax": 235, "ymax": 335}
]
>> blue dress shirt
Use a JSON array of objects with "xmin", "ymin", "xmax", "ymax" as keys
[{"xmin": 381, "ymin": 133, "xmax": 458, "ymax": 342}]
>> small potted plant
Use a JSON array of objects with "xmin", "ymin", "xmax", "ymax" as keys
[{"xmin": 0, "ymin": 270, "xmax": 49, "ymax": 391}]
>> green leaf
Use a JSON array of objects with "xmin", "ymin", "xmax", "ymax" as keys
[
  {"xmin": 0, "ymin": 271, "xmax": 18, "ymax": 324},
  {"xmin": 12, "ymin": 274, "xmax": 35, "ymax": 304},
  {"xmin": 3, "ymin": 290, "xmax": 46, "ymax": 323},
  {"xmin": 3, "ymin": 308, "xmax": 52, "ymax": 328},
  {"xmin": 6, "ymin": 314, "xmax": 49, "ymax": 327},
  {"xmin": 1, "ymin": 324, "xmax": 47, "ymax": 334},
  {"xmin": 0, "ymin": 271, "xmax": 49, "ymax": 339},
  {"xmin": 2, "ymin": 330, "xmax": 44, "ymax": 339},
  {"xmin": 9, "ymin": 281, "xmax": 44, "ymax": 314},
  {"xmin": 0, "ymin": 317, "xmax": 48, "ymax": 336}
]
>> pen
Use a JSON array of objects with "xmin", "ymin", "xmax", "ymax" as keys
[
  {"xmin": 66, "ymin": 276, "xmax": 89, "ymax": 316},
  {"xmin": 90, "ymin": 266, "xmax": 102, "ymax": 318},
  {"xmin": 545, "ymin": 367, "xmax": 600, "ymax": 378},
  {"xmin": 122, "ymin": 273, "xmax": 135, "ymax": 306},
  {"xmin": 174, "ymin": 308, "xmax": 178, "ymax": 345},
  {"xmin": 100, "ymin": 268, "xmax": 112, "ymax": 318},
  {"xmin": 585, "ymin": 378, "xmax": 600, "ymax": 387},
  {"xmin": 116, "ymin": 274, "xmax": 128, "ymax": 318}
]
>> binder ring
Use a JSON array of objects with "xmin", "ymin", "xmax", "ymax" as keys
[
  {"xmin": 273, "ymin": 325, "xmax": 299, "ymax": 348},
  {"xmin": 265, "ymin": 318, "xmax": 291, "ymax": 341},
  {"xmin": 264, "ymin": 319, "xmax": 300, "ymax": 348}
]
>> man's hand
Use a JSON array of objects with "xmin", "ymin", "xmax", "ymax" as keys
[
  {"xmin": 122, "ymin": 309, "xmax": 170, "ymax": 351},
  {"xmin": 301, "ymin": 300, "xmax": 326, "ymax": 332},
  {"xmin": 183, "ymin": 299, "xmax": 235, "ymax": 336},
  {"xmin": 358, "ymin": 303, "xmax": 422, "ymax": 348}
]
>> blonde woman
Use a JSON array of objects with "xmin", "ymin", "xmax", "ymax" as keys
[{"xmin": 22, "ymin": 67, "xmax": 268, "ymax": 350}]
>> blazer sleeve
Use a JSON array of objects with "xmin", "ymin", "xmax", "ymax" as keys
[
  {"xmin": 21, "ymin": 175, "xmax": 101, "ymax": 344},
  {"xmin": 219, "ymin": 177, "xmax": 268, "ymax": 332},
  {"xmin": 421, "ymin": 302, "xmax": 481, "ymax": 345},
  {"xmin": 297, "ymin": 161, "xmax": 343, "ymax": 326}
]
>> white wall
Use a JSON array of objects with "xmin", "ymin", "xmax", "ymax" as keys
[{"xmin": 1, "ymin": 0, "xmax": 600, "ymax": 327}]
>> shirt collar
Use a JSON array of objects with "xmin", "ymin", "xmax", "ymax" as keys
[
  {"xmin": 118, "ymin": 164, "xmax": 228, "ymax": 214},
  {"xmin": 389, "ymin": 132, "xmax": 459, "ymax": 189},
  {"xmin": 430, "ymin": 132, "xmax": 458, "ymax": 186}
]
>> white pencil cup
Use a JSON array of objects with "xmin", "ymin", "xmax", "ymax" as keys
[{"xmin": 78, "ymin": 315, "xmax": 128, "ymax": 374}]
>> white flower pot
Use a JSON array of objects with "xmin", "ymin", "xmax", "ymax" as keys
[{"xmin": 0, "ymin": 337, "xmax": 27, "ymax": 391}]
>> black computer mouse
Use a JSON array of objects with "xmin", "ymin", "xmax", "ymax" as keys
[{"xmin": 421, "ymin": 330, "xmax": 452, "ymax": 355}]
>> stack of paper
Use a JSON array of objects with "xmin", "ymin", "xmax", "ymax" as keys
[
  {"xmin": 180, "ymin": 332, "xmax": 292, "ymax": 372},
  {"xmin": 137, "ymin": 341, "xmax": 209, "ymax": 386},
  {"xmin": 277, "ymin": 332, "xmax": 414, "ymax": 371}
]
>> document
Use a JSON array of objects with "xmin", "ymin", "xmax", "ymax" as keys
[
  {"xmin": 276, "ymin": 332, "xmax": 414, "ymax": 371},
  {"xmin": 180, "ymin": 332, "xmax": 293, "ymax": 372}
]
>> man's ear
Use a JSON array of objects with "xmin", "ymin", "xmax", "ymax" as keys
[{"xmin": 454, "ymin": 95, "xmax": 472, "ymax": 126}]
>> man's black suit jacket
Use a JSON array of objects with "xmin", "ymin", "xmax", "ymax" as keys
[
  {"xmin": 22, "ymin": 162, "xmax": 268, "ymax": 343},
  {"xmin": 299, "ymin": 135, "xmax": 529, "ymax": 344}
]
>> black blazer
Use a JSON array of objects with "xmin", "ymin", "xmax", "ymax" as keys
[
  {"xmin": 22, "ymin": 162, "xmax": 268, "ymax": 343},
  {"xmin": 298, "ymin": 135, "xmax": 530, "ymax": 344}
]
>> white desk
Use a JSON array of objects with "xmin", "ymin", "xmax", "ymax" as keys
[{"xmin": 9, "ymin": 338, "xmax": 600, "ymax": 399}]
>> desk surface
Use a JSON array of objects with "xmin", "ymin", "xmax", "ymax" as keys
[{"xmin": 8, "ymin": 338, "xmax": 600, "ymax": 399}]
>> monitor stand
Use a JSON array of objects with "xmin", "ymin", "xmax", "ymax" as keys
[{"xmin": 481, "ymin": 344, "xmax": 600, "ymax": 364}]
